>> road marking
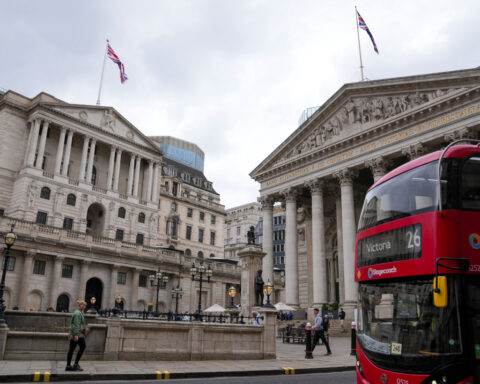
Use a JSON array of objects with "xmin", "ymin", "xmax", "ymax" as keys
[
  {"xmin": 282, "ymin": 367, "xmax": 295, "ymax": 374},
  {"xmin": 33, "ymin": 372, "xmax": 41, "ymax": 382},
  {"xmin": 43, "ymin": 371, "xmax": 51, "ymax": 382}
]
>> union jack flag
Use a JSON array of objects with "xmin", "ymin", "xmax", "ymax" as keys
[
  {"xmin": 357, "ymin": 10, "xmax": 379, "ymax": 54},
  {"xmin": 107, "ymin": 42, "xmax": 128, "ymax": 83}
]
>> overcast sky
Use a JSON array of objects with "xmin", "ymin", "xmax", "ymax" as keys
[{"xmin": 2, "ymin": 0, "xmax": 480, "ymax": 209}]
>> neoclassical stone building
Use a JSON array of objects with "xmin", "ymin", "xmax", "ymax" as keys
[
  {"xmin": 0, "ymin": 90, "xmax": 238, "ymax": 312},
  {"xmin": 251, "ymin": 67, "xmax": 480, "ymax": 316}
]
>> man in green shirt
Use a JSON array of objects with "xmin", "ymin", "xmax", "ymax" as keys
[{"xmin": 66, "ymin": 300, "xmax": 87, "ymax": 371}]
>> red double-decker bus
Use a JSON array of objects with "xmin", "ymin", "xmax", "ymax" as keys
[{"xmin": 355, "ymin": 140, "xmax": 480, "ymax": 383}]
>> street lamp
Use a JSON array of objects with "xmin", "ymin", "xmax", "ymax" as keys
[
  {"xmin": 171, "ymin": 285, "xmax": 184, "ymax": 317},
  {"xmin": 190, "ymin": 262, "xmax": 212, "ymax": 316},
  {"xmin": 263, "ymin": 279, "xmax": 274, "ymax": 308},
  {"xmin": 150, "ymin": 270, "xmax": 169, "ymax": 313},
  {"xmin": 228, "ymin": 286, "xmax": 237, "ymax": 308},
  {"xmin": 88, "ymin": 297, "xmax": 97, "ymax": 313},
  {"xmin": 0, "ymin": 224, "xmax": 16, "ymax": 324}
]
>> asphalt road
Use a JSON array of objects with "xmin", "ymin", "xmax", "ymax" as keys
[{"xmin": 29, "ymin": 371, "xmax": 356, "ymax": 384}]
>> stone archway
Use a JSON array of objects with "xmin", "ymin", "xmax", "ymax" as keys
[
  {"xmin": 26, "ymin": 290, "xmax": 43, "ymax": 311},
  {"xmin": 86, "ymin": 203, "xmax": 105, "ymax": 236},
  {"xmin": 3, "ymin": 289, "xmax": 11, "ymax": 309},
  {"xmin": 85, "ymin": 277, "xmax": 103, "ymax": 311},
  {"xmin": 56, "ymin": 294, "xmax": 70, "ymax": 312}
]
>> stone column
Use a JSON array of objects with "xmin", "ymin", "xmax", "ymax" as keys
[
  {"xmin": 107, "ymin": 146, "xmax": 116, "ymax": 190},
  {"xmin": 133, "ymin": 156, "xmax": 141, "ymax": 198},
  {"xmin": 54, "ymin": 127, "xmax": 67, "ymax": 174},
  {"xmin": 49, "ymin": 256, "xmax": 64, "ymax": 308},
  {"xmin": 238, "ymin": 245, "xmax": 266, "ymax": 317},
  {"xmin": 86, "ymin": 139, "xmax": 97, "ymax": 184},
  {"xmin": 26, "ymin": 119, "xmax": 41, "ymax": 166},
  {"xmin": 113, "ymin": 149, "xmax": 122, "ymax": 191},
  {"xmin": 127, "ymin": 153, "xmax": 135, "ymax": 196},
  {"xmin": 259, "ymin": 196, "xmax": 274, "ymax": 288},
  {"xmin": 77, "ymin": 261, "xmax": 89, "ymax": 301},
  {"xmin": 146, "ymin": 160, "xmax": 153, "ymax": 201},
  {"xmin": 334, "ymin": 169, "xmax": 358, "ymax": 310},
  {"xmin": 18, "ymin": 251, "xmax": 34, "ymax": 310},
  {"xmin": 365, "ymin": 156, "xmax": 390, "ymax": 183},
  {"xmin": 131, "ymin": 268, "xmax": 140, "ymax": 310},
  {"xmin": 402, "ymin": 142, "xmax": 425, "ymax": 160},
  {"xmin": 335, "ymin": 192, "xmax": 345, "ymax": 304},
  {"xmin": 62, "ymin": 130, "xmax": 74, "ymax": 177},
  {"xmin": 307, "ymin": 179, "xmax": 328, "ymax": 306},
  {"xmin": 79, "ymin": 136, "xmax": 90, "ymax": 181},
  {"xmin": 108, "ymin": 265, "xmax": 119, "ymax": 309},
  {"xmin": 152, "ymin": 162, "xmax": 159, "ymax": 203},
  {"xmin": 35, "ymin": 121, "xmax": 49, "ymax": 168},
  {"xmin": 283, "ymin": 188, "xmax": 299, "ymax": 307}
]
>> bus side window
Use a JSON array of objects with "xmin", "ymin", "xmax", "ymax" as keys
[{"xmin": 462, "ymin": 156, "xmax": 480, "ymax": 210}]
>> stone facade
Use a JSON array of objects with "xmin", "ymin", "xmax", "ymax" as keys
[
  {"xmin": 0, "ymin": 91, "xmax": 239, "ymax": 314},
  {"xmin": 250, "ymin": 67, "xmax": 480, "ymax": 317}
]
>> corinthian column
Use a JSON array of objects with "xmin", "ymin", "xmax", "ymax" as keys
[
  {"xmin": 334, "ymin": 169, "xmax": 358, "ymax": 308},
  {"xmin": 79, "ymin": 136, "xmax": 90, "ymax": 181},
  {"xmin": 62, "ymin": 130, "xmax": 74, "ymax": 177},
  {"xmin": 259, "ymin": 196, "xmax": 274, "ymax": 287},
  {"xmin": 402, "ymin": 142, "xmax": 425, "ymax": 160},
  {"xmin": 127, "ymin": 153, "xmax": 135, "ymax": 195},
  {"xmin": 365, "ymin": 156, "xmax": 391, "ymax": 183},
  {"xmin": 335, "ymin": 192, "xmax": 345, "ymax": 305},
  {"xmin": 283, "ymin": 187, "xmax": 299, "ymax": 307},
  {"xmin": 18, "ymin": 251, "xmax": 34, "ymax": 310},
  {"xmin": 49, "ymin": 256, "xmax": 64, "ymax": 308},
  {"xmin": 77, "ymin": 261, "xmax": 89, "ymax": 301},
  {"xmin": 113, "ymin": 149, "xmax": 122, "ymax": 191},
  {"xmin": 146, "ymin": 160, "xmax": 153, "ymax": 201},
  {"xmin": 86, "ymin": 139, "xmax": 96, "ymax": 184},
  {"xmin": 26, "ymin": 119, "xmax": 41, "ymax": 166},
  {"xmin": 306, "ymin": 179, "xmax": 328, "ymax": 306},
  {"xmin": 54, "ymin": 127, "xmax": 67, "ymax": 175},
  {"xmin": 152, "ymin": 163, "xmax": 159, "ymax": 202},
  {"xmin": 133, "ymin": 156, "xmax": 141, "ymax": 198},
  {"xmin": 107, "ymin": 146, "xmax": 116, "ymax": 190},
  {"xmin": 35, "ymin": 121, "xmax": 49, "ymax": 168}
]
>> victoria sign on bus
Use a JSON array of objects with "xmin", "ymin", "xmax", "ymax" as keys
[{"xmin": 357, "ymin": 224, "xmax": 422, "ymax": 268}]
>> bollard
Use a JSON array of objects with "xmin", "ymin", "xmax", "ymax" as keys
[
  {"xmin": 305, "ymin": 322, "xmax": 313, "ymax": 359},
  {"xmin": 350, "ymin": 321, "xmax": 356, "ymax": 356}
]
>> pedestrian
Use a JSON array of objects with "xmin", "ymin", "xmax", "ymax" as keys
[
  {"xmin": 339, "ymin": 307, "xmax": 346, "ymax": 333},
  {"xmin": 311, "ymin": 308, "xmax": 332, "ymax": 356},
  {"xmin": 65, "ymin": 300, "xmax": 87, "ymax": 371}
]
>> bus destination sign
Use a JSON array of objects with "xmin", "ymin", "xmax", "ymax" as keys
[{"xmin": 358, "ymin": 224, "xmax": 422, "ymax": 268}]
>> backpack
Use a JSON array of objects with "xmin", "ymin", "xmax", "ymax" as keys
[{"xmin": 322, "ymin": 316, "xmax": 330, "ymax": 331}]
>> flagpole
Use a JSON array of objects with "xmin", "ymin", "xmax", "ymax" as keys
[
  {"xmin": 355, "ymin": 6, "xmax": 365, "ymax": 81},
  {"xmin": 96, "ymin": 39, "xmax": 109, "ymax": 106}
]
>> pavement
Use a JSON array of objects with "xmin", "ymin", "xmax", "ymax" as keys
[{"xmin": 0, "ymin": 335, "xmax": 356, "ymax": 382}]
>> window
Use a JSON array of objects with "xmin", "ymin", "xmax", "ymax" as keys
[
  {"xmin": 236, "ymin": 227, "xmax": 241, "ymax": 236},
  {"xmin": 200, "ymin": 212, "xmax": 205, "ymax": 221},
  {"xmin": 66, "ymin": 194, "xmax": 76, "ymax": 206},
  {"xmin": 136, "ymin": 233, "xmax": 144, "ymax": 245},
  {"xmin": 187, "ymin": 208, "xmax": 193, "ymax": 218},
  {"xmin": 198, "ymin": 229, "xmax": 204, "ymax": 243},
  {"xmin": 186, "ymin": 225, "xmax": 192, "ymax": 240},
  {"xmin": 63, "ymin": 217, "xmax": 73, "ymax": 230},
  {"xmin": 172, "ymin": 182, "xmax": 178, "ymax": 196},
  {"xmin": 0, "ymin": 209, "xmax": 4, "ymax": 216},
  {"xmin": 118, "ymin": 207, "xmax": 126, "ymax": 218},
  {"xmin": 40, "ymin": 187, "xmax": 51, "ymax": 200},
  {"xmin": 198, "ymin": 251, "xmax": 204, "ymax": 259},
  {"xmin": 91, "ymin": 166, "xmax": 97, "ymax": 185},
  {"xmin": 62, "ymin": 264, "xmax": 73, "ymax": 278},
  {"xmin": 138, "ymin": 212, "xmax": 145, "ymax": 223},
  {"xmin": 164, "ymin": 181, "xmax": 169, "ymax": 193},
  {"xmin": 227, "ymin": 229, "xmax": 231, "ymax": 238},
  {"xmin": 36, "ymin": 211, "xmax": 47, "ymax": 225},
  {"xmin": 33, "ymin": 260, "xmax": 46, "ymax": 275},
  {"xmin": 117, "ymin": 271, "xmax": 127, "ymax": 285},
  {"xmin": 171, "ymin": 202, "xmax": 177, "ymax": 212},
  {"xmin": 209, "ymin": 253, "xmax": 215, "ymax": 258},
  {"xmin": 115, "ymin": 229, "xmax": 124, "ymax": 241},
  {"xmin": 2, "ymin": 255, "xmax": 15, "ymax": 271},
  {"xmin": 139, "ymin": 274, "xmax": 147, "ymax": 288},
  {"xmin": 185, "ymin": 248, "xmax": 192, "ymax": 257},
  {"xmin": 211, "ymin": 215, "xmax": 216, "ymax": 225},
  {"xmin": 210, "ymin": 231, "xmax": 215, "ymax": 245},
  {"xmin": 461, "ymin": 156, "xmax": 480, "ymax": 210},
  {"xmin": 169, "ymin": 220, "xmax": 177, "ymax": 237}
]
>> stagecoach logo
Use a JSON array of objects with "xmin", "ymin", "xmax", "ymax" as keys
[
  {"xmin": 368, "ymin": 266, "xmax": 398, "ymax": 279},
  {"xmin": 470, "ymin": 233, "xmax": 480, "ymax": 249},
  {"xmin": 380, "ymin": 373, "xmax": 388, "ymax": 384}
]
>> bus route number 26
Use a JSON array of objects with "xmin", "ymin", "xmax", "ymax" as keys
[{"xmin": 406, "ymin": 227, "xmax": 421, "ymax": 249}]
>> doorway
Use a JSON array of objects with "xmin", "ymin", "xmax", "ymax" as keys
[{"xmin": 85, "ymin": 277, "xmax": 103, "ymax": 311}]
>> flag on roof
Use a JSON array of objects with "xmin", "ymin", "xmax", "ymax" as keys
[
  {"xmin": 357, "ymin": 10, "xmax": 379, "ymax": 54},
  {"xmin": 107, "ymin": 42, "xmax": 128, "ymax": 83}
]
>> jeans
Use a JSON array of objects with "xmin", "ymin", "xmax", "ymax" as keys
[{"xmin": 67, "ymin": 337, "xmax": 86, "ymax": 365}]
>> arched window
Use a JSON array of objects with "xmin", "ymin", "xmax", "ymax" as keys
[
  {"xmin": 66, "ymin": 193, "xmax": 76, "ymax": 206},
  {"xmin": 56, "ymin": 294, "xmax": 70, "ymax": 312},
  {"xmin": 40, "ymin": 187, "xmax": 51, "ymax": 200},
  {"xmin": 91, "ymin": 166, "xmax": 97, "ymax": 185},
  {"xmin": 185, "ymin": 248, "xmax": 191, "ymax": 257},
  {"xmin": 138, "ymin": 212, "xmax": 145, "ymax": 223},
  {"xmin": 209, "ymin": 253, "xmax": 215, "ymax": 258},
  {"xmin": 198, "ymin": 251, "xmax": 204, "ymax": 259},
  {"xmin": 118, "ymin": 207, "xmax": 126, "ymax": 218}
]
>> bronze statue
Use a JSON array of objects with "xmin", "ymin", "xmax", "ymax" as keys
[{"xmin": 255, "ymin": 269, "xmax": 264, "ymax": 306}]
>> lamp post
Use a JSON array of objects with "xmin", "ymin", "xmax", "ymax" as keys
[
  {"xmin": 228, "ymin": 286, "xmax": 237, "ymax": 308},
  {"xmin": 0, "ymin": 225, "xmax": 16, "ymax": 324},
  {"xmin": 88, "ymin": 297, "xmax": 97, "ymax": 313},
  {"xmin": 263, "ymin": 279, "xmax": 274, "ymax": 308},
  {"xmin": 171, "ymin": 285, "xmax": 184, "ymax": 317},
  {"xmin": 190, "ymin": 262, "xmax": 212, "ymax": 315},
  {"xmin": 149, "ymin": 270, "xmax": 169, "ymax": 313}
]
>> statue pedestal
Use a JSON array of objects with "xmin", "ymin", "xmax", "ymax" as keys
[{"xmin": 238, "ymin": 245, "xmax": 265, "ymax": 317}]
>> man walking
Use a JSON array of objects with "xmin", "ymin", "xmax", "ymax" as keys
[
  {"xmin": 66, "ymin": 300, "xmax": 87, "ymax": 371},
  {"xmin": 311, "ymin": 308, "xmax": 332, "ymax": 356},
  {"xmin": 339, "ymin": 307, "xmax": 346, "ymax": 333}
]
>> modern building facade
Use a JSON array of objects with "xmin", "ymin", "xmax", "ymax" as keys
[
  {"xmin": 251, "ymin": 67, "xmax": 480, "ymax": 316},
  {"xmin": 0, "ymin": 91, "xmax": 239, "ymax": 313}
]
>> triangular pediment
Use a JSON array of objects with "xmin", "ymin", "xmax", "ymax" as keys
[
  {"xmin": 251, "ymin": 67, "xmax": 480, "ymax": 179},
  {"xmin": 45, "ymin": 103, "xmax": 161, "ymax": 152}
]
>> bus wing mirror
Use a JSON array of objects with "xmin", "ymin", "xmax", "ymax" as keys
[{"xmin": 433, "ymin": 276, "xmax": 448, "ymax": 308}]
